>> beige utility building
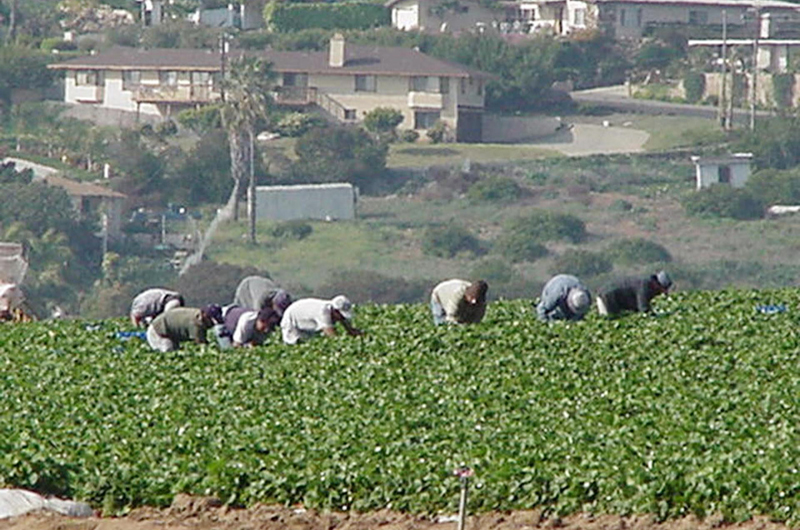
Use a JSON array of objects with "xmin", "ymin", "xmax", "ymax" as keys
[{"xmin": 49, "ymin": 36, "xmax": 492, "ymax": 142}]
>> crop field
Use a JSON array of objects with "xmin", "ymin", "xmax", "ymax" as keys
[{"xmin": 2, "ymin": 290, "xmax": 800, "ymax": 524}]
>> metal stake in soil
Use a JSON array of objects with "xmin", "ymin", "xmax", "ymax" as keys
[{"xmin": 454, "ymin": 466, "xmax": 474, "ymax": 530}]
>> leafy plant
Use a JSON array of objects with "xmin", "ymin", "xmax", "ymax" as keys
[
  {"xmin": 421, "ymin": 224, "xmax": 483, "ymax": 258},
  {"xmin": 606, "ymin": 238, "xmax": 672, "ymax": 266},
  {"xmin": 467, "ymin": 176, "xmax": 523, "ymax": 204},
  {"xmin": 549, "ymin": 249, "xmax": 612, "ymax": 277}
]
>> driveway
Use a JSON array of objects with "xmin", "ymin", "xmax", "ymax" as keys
[{"xmin": 526, "ymin": 122, "xmax": 650, "ymax": 156}]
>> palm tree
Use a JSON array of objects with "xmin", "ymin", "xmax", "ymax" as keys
[{"xmin": 219, "ymin": 55, "xmax": 276, "ymax": 245}]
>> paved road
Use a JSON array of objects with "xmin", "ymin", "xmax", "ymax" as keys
[{"xmin": 570, "ymin": 85, "xmax": 772, "ymax": 124}]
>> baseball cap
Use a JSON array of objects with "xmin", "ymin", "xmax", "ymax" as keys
[
  {"xmin": 332, "ymin": 295, "xmax": 354, "ymax": 320},
  {"xmin": 656, "ymin": 270, "xmax": 673, "ymax": 290},
  {"xmin": 567, "ymin": 288, "xmax": 591, "ymax": 315}
]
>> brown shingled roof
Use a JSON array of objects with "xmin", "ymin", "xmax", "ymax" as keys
[{"xmin": 49, "ymin": 45, "xmax": 493, "ymax": 79}]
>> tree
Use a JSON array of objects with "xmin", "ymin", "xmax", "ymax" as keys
[{"xmin": 220, "ymin": 55, "xmax": 276, "ymax": 244}]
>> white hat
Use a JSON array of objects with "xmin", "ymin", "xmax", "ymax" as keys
[
  {"xmin": 567, "ymin": 288, "xmax": 591, "ymax": 315},
  {"xmin": 332, "ymin": 295, "xmax": 354, "ymax": 320}
]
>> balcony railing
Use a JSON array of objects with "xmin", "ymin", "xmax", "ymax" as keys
[
  {"xmin": 274, "ymin": 86, "xmax": 318, "ymax": 105},
  {"xmin": 132, "ymin": 84, "xmax": 219, "ymax": 103}
]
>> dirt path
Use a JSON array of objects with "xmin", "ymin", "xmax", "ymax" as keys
[{"xmin": 0, "ymin": 495, "xmax": 792, "ymax": 530}]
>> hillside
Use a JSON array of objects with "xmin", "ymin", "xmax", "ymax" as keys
[{"xmin": 2, "ymin": 290, "xmax": 800, "ymax": 525}]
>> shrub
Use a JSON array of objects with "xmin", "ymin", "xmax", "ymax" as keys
[
  {"xmin": 273, "ymin": 112, "xmax": 326, "ymax": 138},
  {"xmin": 467, "ymin": 177, "xmax": 523, "ymax": 204},
  {"xmin": 682, "ymin": 185, "xmax": 764, "ymax": 220},
  {"xmin": 177, "ymin": 105, "xmax": 222, "ymax": 135},
  {"xmin": 746, "ymin": 167, "xmax": 800, "ymax": 206},
  {"xmin": 549, "ymin": 250, "xmax": 613, "ymax": 278},
  {"xmin": 609, "ymin": 199, "xmax": 634, "ymax": 213},
  {"xmin": 268, "ymin": 220, "xmax": 313, "ymax": 241},
  {"xmin": 470, "ymin": 258, "xmax": 529, "ymax": 300},
  {"xmin": 317, "ymin": 270, "xmax": 428, "ymax": 304},
  {"xmin": 421, "ymin": 225, "xmax": 483, "ymax": 258},
  {"xmin": 400, "ymin": 130, "xmax": 419, "ymax": 143},
  {"xmin": 426, "ymin": 121, "xmax": 449, "ymax": 144},
  {"xmin": 172, "ymin": 260, "xmax": 272, "ymax": 307},
  {"xmin": 683, "ymin": 72, "xmax": 705, "ymax": 103},
  {"xmin": 606, "ymin": 238, "xmax": 672, "ymax": 266},
  {"xmin": 155, "ymin": 120, "xmax": 178, "ymax": 137},
  {"xmin": 494, "ymin": 230, "xmax": 548, "ymax": 263},
  {"xmin": 363, "ymin": 107, "xmax": 404, "ymax": 137},
  {"xmin": 506, "ymin": 210, "xmax": 587, "ymax": 244}
]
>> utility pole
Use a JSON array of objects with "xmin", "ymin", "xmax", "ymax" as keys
[
  {"xmin": 7, "ymin": 0, "xmax": 18, "ymax": 45},
  {"xmin": 219, "ymin": 33, "xmax": 228, "ymax": 102},
  {"xmin": 719, "ymin": 9, "xmax": 729, "ymax": 130}
]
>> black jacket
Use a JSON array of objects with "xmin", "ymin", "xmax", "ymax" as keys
[{"xmin": 598, "ymin": 276, "xmax": 659, "ymax": 315}]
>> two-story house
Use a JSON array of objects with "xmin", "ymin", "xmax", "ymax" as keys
[
  {"xmin": 533, "ymin": 0, "xmax": 800, "ymax": 39},
  {"xmin": 49, "ymin": 36, "xmax": 491, "ymax": 142}
]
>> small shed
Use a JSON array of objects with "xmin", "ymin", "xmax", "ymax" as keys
[
  {"xmin": 254, "ymin": 183, "xmax": 357, "ymax": 222},
  {"xmin": 690, "ymin": 153, "xmax": 753, "ymax": 190},
  {"xmin": 40, "ymin": 174, "xmax": 127, "ymax": 241}
]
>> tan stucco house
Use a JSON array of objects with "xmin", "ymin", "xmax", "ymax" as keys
[
  {"xmin": 48, "ymin": 36, "xmax": 492, "ymax": 142},
  {"xmin": 533, "ymin": 0, "xmax": 800, "ymax": 39}
]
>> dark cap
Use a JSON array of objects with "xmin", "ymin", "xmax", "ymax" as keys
[{"xmin": 201, "ymin": 304, "xmax": 224, "ymax": 325}]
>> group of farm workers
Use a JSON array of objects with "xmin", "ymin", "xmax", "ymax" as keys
[
  {"xmin": 130, "ymin": 276, "xmax": 362, "ymax": 352},
  {"xmin": 129, "ymin": 269, "xmax": 672, "ymax": 352}
]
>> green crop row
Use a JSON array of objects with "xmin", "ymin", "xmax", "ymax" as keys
[{"xmin": 1, "ymin": 290, "xmax": 800, "ymax": 523}]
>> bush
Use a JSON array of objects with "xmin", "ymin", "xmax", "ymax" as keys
[
  {"xmin": 470, "ymin": 258, "xmax": 529, "ymax": 300},
  {"xmin": 467, "ymin": 177, "xmax": 523, "ymax": 204},
  {"xmin": 426, "ymin": 121, "xmax": 449, "ymax": 144},
  {"xmin": 274, "ymin": 112, "xmax": 326, "ymax": 138},
  {"xmin": 421, "ymin": 225, "xmax": 483, "ymax": 258},
  {"xmin": 549, "ymin": 250, "xmax": 613, "ymax": 278},
  {"xmin": 683, "ymin": 185, "xmax": 764, "ymax": 220},
  {"xmin": 683, "ymin": 72, "xmax": 705, "ymax": 103},
  {"xmin": 268, "ymin": 220, "xmax": 313, "ymax": 241},
  {"xmin": 155, "ymin": 120, "xmax": 178, "ymax": 137},
  {"xmin": 264, "ymin": 1, "xmax": 389, "ymax": 32},
  {"xmin": 317, "ymin": 270, "xmax": 428, "ymax": 304},
  {"xmin": 177, "ymin": 105, "xmax": 222, "ymax": 135},
  {"xmin": 363, "ymin": 107, "xmax": 404, "ymax": 137},
  {"xmin": 606, "ymin": 238, "xmax": 672, "ymax": 266},
  {"xmin": 172, "ymin": 260, "xmax": 272, "ymax": 307},
  {"xmin": 400, "ymin": 130, "xmax": 419, "ymax": 143},
  {"xmin": 746, "ymin": 168, "xmax": 800, "ymax": 206},
  {"xmin": 773, "ymin": 73, "xmax": 794, "ymax": 109},
  {"xmin": 494, "ymin": 231, "xmax": 548, "ymax": 263},
  {"xmin": 506, "ymin": 210, "xmax": 587, "ymax": 244}
]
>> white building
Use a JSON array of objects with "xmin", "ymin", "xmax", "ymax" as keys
[
  {"xmin": 254, "ymin": 183, "xmax": 357, "ymax": 222},
  {"xmin": 691, "ymin": 153, "xmax": 753, "ymax": 190}
]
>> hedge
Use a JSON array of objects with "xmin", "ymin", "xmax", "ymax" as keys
[{"xmin": 264, "ymin": 2, "xmax": 390, "ymax": 32}]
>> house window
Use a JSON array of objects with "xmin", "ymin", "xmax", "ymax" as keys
[
  {"xmin": 689, "ymin": 10, "xmax": 708, "ymax": 24},
  {"xmin": 159, "ymin": 71, "xmax": 178, "ymax": 86},
  {"xmin": 122, "ymin": 70, "xmax": 141, "ymax": 90},
  {"xmin": 718, "ymin": 165, "xmax": 731, "ymax": 184},
  {"xmin": 440, "ymin": 77, "xmax": 450, "ymax": 94},
  {"xmin": 620, "ymin": 8, "xmax": 642, "ymax": 27},
  {"xmin": 191, "ymin": 71, "xmax": 210, "ymax": 85},
  {"xmin": 76, "ymin": 70, "xmax": 101, "ymax": 86},
  {"xmin": 410, "ymin": 76, "xmax": 430, "ymax": 92},
  {"xmin": 460, "ymin": 79, "xmax": 466, "ymax": 94},
  {"xmin": 573, "ymin": 7, "xmax": 585, "ymax": 25},
  {"xmin": 283, "ymin": 72, "xmax": 308, "ymax": 87},
  {"xmin": 477, "ymin": 80, "xmax": 483, "ymax": 96},
  {"xmin": 355, "ymin": 75, "xmax": 377, "ymax": 92},
  {"xmin": 414, "ymin": 110, "xmax": 440, "ymax": 129}
]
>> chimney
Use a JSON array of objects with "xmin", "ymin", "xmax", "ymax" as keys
[{"xmin": 329, "ymin": 33, "xmax": 345, "ymax": 68}]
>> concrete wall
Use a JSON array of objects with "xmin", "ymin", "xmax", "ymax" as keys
[
  {"xmin": 392, "ymin": 0, "xmax": 502, "ymax": 32},
  {"xmin": 695, "ymin": 162, "xmax": 751, "ymax": 189},
  {"xmin": 254, "ymin": 183, "xmax": 356, "ymax": 222},
  {"xmin": 482, "ymin": 115, "xmax": 561, "ymax": 143}
]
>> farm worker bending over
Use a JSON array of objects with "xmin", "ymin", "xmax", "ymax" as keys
[
  {"xmin": 146, "ymin": 304, "xmax": 223, "ymax": 352},
  {"xmin": 233, "ymin": 276, "xmax": 292, "ymax": 316},
  {"xmin": 537, "ymin": 274, "xmax": 591, "ymax": 322},
  {"xmin": 430, "ymin": 279, "xmax": 488, "ymax": 325},
  {"xmin": 280, "ymin": 295, "xmax": 363, "ymax": 345},
  {"xmin": 130, "ymin": 288, "xmax": 184, "ymax": 327},
  {"xmin": 596, "ymin": 270, "xmax": 672, "ymax": 317},
  {"xmin": 0, "ymin": 283, "xmax": 24, "ymax": 321},
  {"xmin": 220, "ymin": 306, "xmax": 281, "ymax": 348}
]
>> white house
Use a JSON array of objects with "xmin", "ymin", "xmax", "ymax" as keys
[
  {"xmin": 48, "ymin": 37, "xmax": 492, "ymax": 142},
  {"xmin": 533, "ymin": 0, "xmax": 800, "ymax": 39},
  {"xmin": 254, "ymin": 183, "xmax": 357, "ymax": 222},
  {"xmin": 691, "ymin": 153, "xmax": 753, "ymax": 189}
]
